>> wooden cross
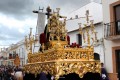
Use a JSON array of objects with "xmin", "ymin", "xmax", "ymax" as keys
[
  {"xmin": 80, "ymin": 10, "xmax": 92, "ymax": 24},
  {"xmin": 46, "ymin": 6, "xmax": 52, "ymax": 19},
  {"xmin": 94, "ymin": 31, "xmax": 98, "ymax": 41},
  {"xmin": 33, "ymin": 6, "xmax": 44, "ymax": 13},
  {"xmin": 39, "ymin": 6, "xmax": 44, "ymax": 12},
  {"xmin": 86, "ymin": 10, "xmax": 90, "ymax": 23},
  {"xmin": 56, "ymin": 8, "xmax": 60, "ymax": 16},
  {"xmin": 29, "ymin": 28, "xmax": 32, "ymax": 37},
  {"xmin": 78, "ymin": 23, "xmax": 82, "ymax": 34}
]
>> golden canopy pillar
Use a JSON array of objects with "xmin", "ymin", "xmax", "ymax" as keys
[{"xmin": 24, "ymin": 7, "xmax": 101, "ymax": 80}]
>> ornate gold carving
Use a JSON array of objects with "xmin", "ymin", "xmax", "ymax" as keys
[
  {"xmin": 47, "ymin": 10, "xmax": 67, "ymax": 43},
  {"xmin": 28, "ymin": 46, "xmax": 94, "ymax": 63},
  {"xmin": 24, "ymin": 7, "xmax": 101, "ymax": 80},
  {"xmin": 25, "ymin": 28, "xmax": 37, "ymax": 53},
  {"xmin": 24, "ymin": 60, "xmax": 101, "ymax": 79},
  {"xmin": 78, "ymin": 23, "xmax": 82, "ymax": 35},
  {"xmin": 78, "ymin": 10, "xmax": 99, "ymax": 46}
]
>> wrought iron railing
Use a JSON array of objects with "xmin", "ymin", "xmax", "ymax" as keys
[
  {"xmin": 104, "ymin": 21, "xmax": 120, "ymax": 38},
  {"xmin": 3, "ymin": 57, "xmax": 8, "ymax": 60}
]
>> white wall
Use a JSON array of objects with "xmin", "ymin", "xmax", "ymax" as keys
[
  {"xmin": 68, "ymin": 31, "xmax": 79, "ymax": 45},
  {"xmin": 66, "ymin": 2, "xmax": 103, "ymax": 32},
  {"xmin": 102, "ymin": 0, "xmax": 119, "ymax": 73},
  {"xmin": 102, "ymin": 0, "xmax": 119, "ymax": 23},
  {"xmin": 66, "ymin": 19, "xmax": 81, "ymax": 32},
  {"xmin": 104, "ymin": 39, "xmax": 120, "ymax": 73},
  {"xmin": 94, "ymin": 24, "xmax": 104, "ymax": 63}
]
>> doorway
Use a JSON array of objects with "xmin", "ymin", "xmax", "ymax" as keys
[{"xmin": 116, "ymin": 50, "xmax": 120, "ymax": 80}]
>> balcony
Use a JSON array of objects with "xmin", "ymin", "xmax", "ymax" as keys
[
  {"xmin": 3, "ymin": 57, "xmax": 8, "ymax": 60},
  {"xmin": 104, "ymin": 21, "xmax": 120, "ymax": 40},
  {"xmin": 0, "ymin": 57, "xmax": 8, "ymax": 60}
]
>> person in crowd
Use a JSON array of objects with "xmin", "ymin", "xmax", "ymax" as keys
[
  {"xmin": 39, "ymin": 72, "xmax": 48, "ymax": 80},
  {"xmin": 0, "ymin": 67, "xmax": 2, "ymax": 80},
  {"xmin": 6, "ymin": 68, "xmax": 16, "ymax": 80},
  {"xmin": 14, "ymin": 66, "xmax": 23, "ymax": 80},
  {"xmin": 101, "ymin": 63, "xmax": 109, "ymax": 80}
]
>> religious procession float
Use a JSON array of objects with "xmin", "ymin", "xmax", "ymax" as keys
[{"xmin": 23, "ymin": 7, "xmax": 101, "ymax": 80}]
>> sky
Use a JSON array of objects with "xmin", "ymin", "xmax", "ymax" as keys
[{"xmin": 0, "ymin": 0, "xmax": 101, "ymax": 48}]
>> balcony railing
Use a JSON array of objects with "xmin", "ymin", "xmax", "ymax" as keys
[
  {"xmin": 3, "ymin": 57, "xmax": 8, "ymax": 60},
  {"xmin": 104, "ymin": 21, "xmax": 120, "ymax": 40},
  {"xmin": 0, "ymin": 57, "xmax": 8, "ymax": 60}
]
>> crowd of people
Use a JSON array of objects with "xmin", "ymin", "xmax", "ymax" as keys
[
  {"xmin": 0, "ymin": 65, "xmax": 52, "ymax": 80},
  {"xmin": 0, "ymin": 65, "xmax": 23, "ymax": 80}
]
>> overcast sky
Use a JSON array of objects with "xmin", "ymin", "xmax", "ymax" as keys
[{"xmin": 0, "ymin": 0, "xmax": 101, "ymax": 47}]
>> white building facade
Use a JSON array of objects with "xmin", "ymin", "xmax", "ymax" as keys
[
  {"xmin": 102, "ymin": 0, "xmax": 120, "ymax": 80},
  {"xmin": 0, "ymin": 48, "xmax": 9, "ymax": 65},
  {"xmin": 66, "ymin": 2, "xmax": 104, "ymax": 63},
  {"xmin": 6, "ymin": 40, "xmax": 27, "ymax": 66}
]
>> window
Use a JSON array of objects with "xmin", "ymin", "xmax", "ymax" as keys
[
  {"xmin": 110, "ymin": 1, "xmax": 120, "ymax": 36},
  {"xmin": 9, "ymin": 53, "xmax": 12, "ymax": 59},
  {"xmin": 114, "ymin": 5, "xmax": 120, "ymax": 35},
  {"xmin": 115, "ymin": 50, "xmax": 120, "ymax": 79},
  {"xmin": 75, "ymin": 15, "xmax": 78, "ymax": 19},
  {"xmin": 77, "ymin": 34, "xmax": 82, "ymax": 46}
]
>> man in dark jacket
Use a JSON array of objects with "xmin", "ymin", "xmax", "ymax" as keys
[
  {"xmin": 101, "ymin": 63, "xmax": 109, "ymax": 80},
  {"xmin": 39, "ymin": 72, "xmax": 48, "ymax": 80}
]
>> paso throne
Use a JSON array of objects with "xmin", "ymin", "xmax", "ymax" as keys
[{"xmin": 24, "ymin": 6, "xmax": 101, "ymax": 80}]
